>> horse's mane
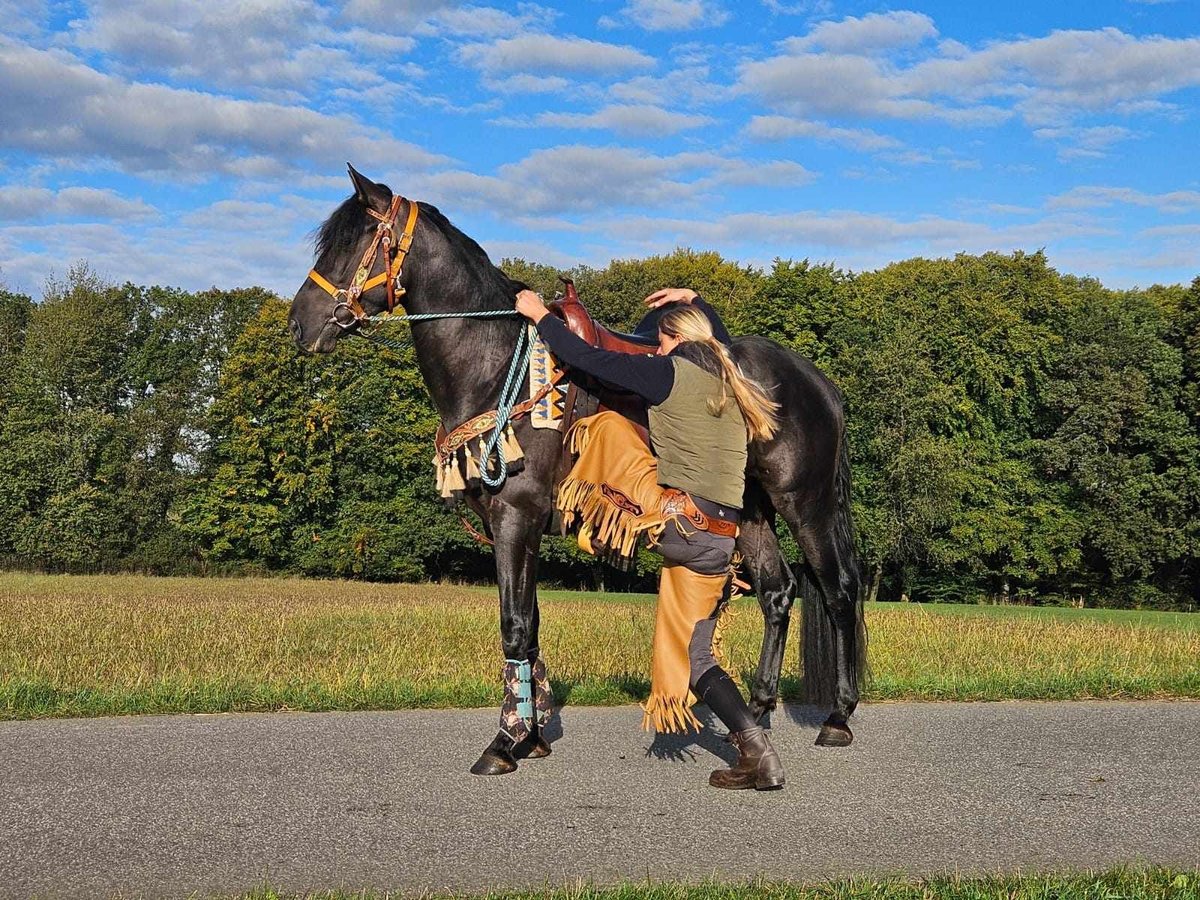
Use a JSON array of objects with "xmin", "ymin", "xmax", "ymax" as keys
[{"xmin": 312, "ymin": 195, "xmax": 524, "ymax": 300}]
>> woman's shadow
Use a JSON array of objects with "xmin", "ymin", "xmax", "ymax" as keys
[
  {"xmin": 544, "ymin": 679, "xmax": 737, "ymax": 764},
  {"xmin": 644, "ymin": 705, "xmax": 738, "ymax": 764}
]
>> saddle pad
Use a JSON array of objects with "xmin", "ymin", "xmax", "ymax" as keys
[{"xmin": 529, "ymin": 326, "xmax": 566, "ymax": 430}]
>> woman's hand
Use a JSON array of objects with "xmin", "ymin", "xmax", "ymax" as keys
[
  {"xmin": 644, "ymin": 287, "xmax": 699, "ymax": 309},
  {"xmin": 515, "ymin": 288, "xmax": 549, "ymax": 323}
]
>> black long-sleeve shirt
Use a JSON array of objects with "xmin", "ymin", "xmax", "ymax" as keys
[{"xmin": 534, "ymin": 298, "xmax": 732, "ymax": 406}]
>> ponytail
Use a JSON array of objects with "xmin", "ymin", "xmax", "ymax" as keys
[{"xmin": 658, "ymin": 306, "xmax": 781, "ymax": 442}]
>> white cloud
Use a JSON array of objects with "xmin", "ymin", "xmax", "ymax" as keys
[
  {"xmin": 0, "ymin": 39, "xmax": 444, "ymax": 177},
  {"xmin": 0, "ymin": 186, "xmax": 156, "ymax": 223},
  {"xmin": 739, "ymin": 22, "xmax": 1200, "ymax": 131},
  {"xmin": 0, "ymin": 0, "xmax": 49, "ymax": 37},
  {"xmin": 1034, "ymin": 125, "xmax": 1135, "ymax": 161},
  {"xmin": 738, "ymin": 50, "xmax": 1009, "ymax": 124},
  {"xmin": 1048, "ymin": 186, "xmax": 1200, "ymax": 214},
  {"xmin": 485, "ymin": 74, "xmax": 572, "ymax": 94},
  {"xmin": 341, "ymin": 0, "xmax": 460, "ymax": 24},
  {"xmin": 1141, "ymin": 224, "xmax": 1200, "ymax": 238},
  {"xmin": 0, "ymin": 217, "xmax": 308, "ymax": 296},
  {"xmin": 69, "ymin": 0, "xmax": 418, "ymax": 95},
  {"xmin": 403, "ymin": 146, "xmax": 820, "ymax": 218},
  {"xmin": 419, "ymin": 3, "xmax": 561, "ymax": 38},
  {"xmin": 506, "ymin": 104, "xmax": 714, "ymax": 136},
  {"xmin": 612, "ymin": 0, "xmax": 729, "ymax": 31},
  {"xmin": 414, "ymin": 146, "xmax": 705, "ymax": 214},
  {"xmin": 903, "ymin": 28, "xmax": 1200, "ymax": 126},
  {"xmin": 578, "ymin": 208, "xmax": 1113, "ymax": 260},
  {"xmin": 483, "ymin": 239, "xmax": 580, "ymax": 269},
  {"xmin": 744, "ymin": 116, "xmax": 902, "ymax": 151},
  {"xmin": 761, "ymin": 0, "xmax": 832, "ymax": 14},
  {"xmin": 458, "ymin": 34, "xmax": 654, "ymax": 75},
  {"xmin": 609, "ymin": 64, "xmax": 726, "ymax": 106},
  {"xmin": 705, "ymin": 159, "xmax": 817, "ymax": 188},
  {"xmin": 784, "ymin": 11, "xmax": 937, "ymax": 54}
]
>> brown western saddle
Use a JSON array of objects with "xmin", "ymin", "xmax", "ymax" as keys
[
  {"xmin": 548, "ymin": 278, "xmax": 658, "ymax": 355},
  {"xmin": 545, "ymin": 277, "xmax": 656, "ymax": 440}
]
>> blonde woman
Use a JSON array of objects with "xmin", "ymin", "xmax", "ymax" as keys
[{"xmin": 515, "ymin": 287, "xmax": 785, "ymax": 791}]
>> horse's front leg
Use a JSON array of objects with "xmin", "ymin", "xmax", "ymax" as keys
[{"xmin": 470, "ymin": 498, "xmax": 550, "ymax": 776}]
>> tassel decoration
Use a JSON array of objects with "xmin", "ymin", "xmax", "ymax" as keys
[
  {"xmin": 442, "ymin": 451, "xmax": 466, "ymax": 497},
  {"xmin": 502, "ymin": 424, "xmax": 524, "ymax": 464},
  {"xmin": 465, "ymin": 448, "xmax": 481, "ymax": 484},
  {"xmin": 433, "ymin": 452, "xmax": 445, "ymax": 496}
]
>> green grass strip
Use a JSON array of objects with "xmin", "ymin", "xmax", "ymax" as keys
[{"xmin": 235, "ymin": 870, "xmax": 1200, "ymax": 900}]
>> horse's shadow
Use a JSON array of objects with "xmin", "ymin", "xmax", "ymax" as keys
[{"xmin": 762, "ymin": 676, "xmax": 827, "ymax": 732}]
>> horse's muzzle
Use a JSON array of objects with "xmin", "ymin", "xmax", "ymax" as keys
[{"xmin": 291, "ymin": 317, "xmax": 341, "ymax": 355}]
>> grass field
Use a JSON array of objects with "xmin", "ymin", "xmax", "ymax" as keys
[
  {"xmin": 241, "ymin": 870, "xmax": 1200, "ymax": 900},
  {"xmin": 1, "ymin": 572, "xmax": 1198, "ymax": 719}
]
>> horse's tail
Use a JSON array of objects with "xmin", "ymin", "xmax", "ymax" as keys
[{"xmin": 799, "ymin": 429, "xmax": 867, "ymax": 707}]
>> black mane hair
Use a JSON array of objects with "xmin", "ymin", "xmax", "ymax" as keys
[
  {"xmin": 312, "ymin": 195, "xmax": 366, "ymax": 261},
  {"xmin": 312, "ymin": 194, "xmax": 527, "ymax": 299}
]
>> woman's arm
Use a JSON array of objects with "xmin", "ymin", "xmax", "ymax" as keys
[
  {"xmin": 644, "ymin": 288, "xmax": 732, "ymax": 346},
  {"xmin": 516, "ymin": 290, "xmax": 674, "ymax": 404}
]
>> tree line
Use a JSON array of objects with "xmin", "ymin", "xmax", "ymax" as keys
[{"xmin": 1, "ymin": 250, "xmax": 1197, "ymax": 609}]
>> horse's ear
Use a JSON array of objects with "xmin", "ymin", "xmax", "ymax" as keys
[{"xmin": 346, "ymin": 163, "xmax": 393, "ymax": 214}]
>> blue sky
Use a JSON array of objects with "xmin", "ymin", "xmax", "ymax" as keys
[{"xmin": 1, "ymin": 0, "xmax": 1197, "ymax": 297}]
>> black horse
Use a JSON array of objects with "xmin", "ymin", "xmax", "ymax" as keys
[{"xmin": 288, "ymin": 167, "xmax": 865, "ymax": 775}]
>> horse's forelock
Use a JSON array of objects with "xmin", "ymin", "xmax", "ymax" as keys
[{"xmin": 312, "ymin": 195, "xmax": 369, "ymax": 261}]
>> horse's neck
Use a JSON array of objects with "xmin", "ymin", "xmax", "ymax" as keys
[{"xmin": 406, "ymin": 278, "xmax": 523, "ymax": 428}]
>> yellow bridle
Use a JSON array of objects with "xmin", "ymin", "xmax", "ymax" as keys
[{"xmin": 307, "ymin": 195, "xmax": 421, "ymax": 327}]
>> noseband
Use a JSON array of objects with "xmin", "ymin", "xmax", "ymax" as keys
[{"xmin": 307, "ymin": 195, "xmax": 420, "ymax": 328}]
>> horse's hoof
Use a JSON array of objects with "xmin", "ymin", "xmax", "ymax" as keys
[
  {"xmin": 515, "ymin": 736, "xmax": 551, "ymax": 760},
  {"xmin": 815, "ymin": 722, "xmax": 853, "ymax": 747},
  {"xmin": 470, "ymin": 751, "xmax": 518, "ymax": 776}
]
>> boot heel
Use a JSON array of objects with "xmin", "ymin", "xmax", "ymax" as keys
[{"xmin": 756, "ymin": 771, "xmax": 785, "ymax": 791}]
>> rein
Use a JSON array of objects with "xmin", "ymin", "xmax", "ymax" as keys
[
  {"xmin": 357, "ymin": 308, "xmax": 536, "ymax": 490},
  {"xmin": 305, "ymin": 193, "xmax": 548, "ymax": 490}
]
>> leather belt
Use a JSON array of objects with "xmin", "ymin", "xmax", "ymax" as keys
[{"xmin": 661, "ymin": 489, "xmax": 739, "ymax": 538}]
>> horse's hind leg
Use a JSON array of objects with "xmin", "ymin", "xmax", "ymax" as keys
[
  {"xmin": 794, "ymin": 519, "xmax": 865, "ymax": 747},
  {"xmin": 737, "ymin": 486, "xmax": 798, "ymax": 725},
  {"xmin": 766, "ymin": 480, "xmax": 864, "ymax": 747}
]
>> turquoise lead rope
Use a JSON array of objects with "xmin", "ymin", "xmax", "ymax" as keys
[{"xmin": 353, "ymin": 308, "xmax": 529, "ymax": 489}]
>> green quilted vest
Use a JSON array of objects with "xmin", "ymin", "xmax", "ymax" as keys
[{"xmin": 648, "ymin": 357, "xmax": 747, "ymax": 509}]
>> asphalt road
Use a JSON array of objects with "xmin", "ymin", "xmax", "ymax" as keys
[{"xmin": 1, "ymin": 701, "xmax": 1198, "ymax": 899}]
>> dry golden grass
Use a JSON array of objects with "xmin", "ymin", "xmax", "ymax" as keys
[{"xmin": 1, "ymin": 573, "xmax": 1197, "ymax": 719}]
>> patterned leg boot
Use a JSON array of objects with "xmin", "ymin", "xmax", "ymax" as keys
[
  {"xmin": 499, "ymin": 658, "xmax": 534, "ymax": 745},
  {"xmin": 518, "ymin": 655, "xmax": 553, "ymax": 760},
  {"xmin": 709, "ymin": 726, "xmax": 785, "ymax": 791},
  {"xmin": 471, "ymin": 659, "xmax": 533, "ymax": 776}
]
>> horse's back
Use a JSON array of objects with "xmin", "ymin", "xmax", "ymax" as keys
[{"xmin": 730, "ymin": 335, "xmax": 844, "ymax": 499}]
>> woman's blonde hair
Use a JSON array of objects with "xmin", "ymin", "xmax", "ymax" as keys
[{"xmin": 658, "ymin": 305, "xmax": 781, "ymax": 442}]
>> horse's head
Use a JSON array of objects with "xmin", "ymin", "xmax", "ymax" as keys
[{"xmin": 288, "ymin": 165, "xmax": 417, "ymax": 354}]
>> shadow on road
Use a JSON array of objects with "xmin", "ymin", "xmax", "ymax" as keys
[{"xmin": 644, "ymin": 706, "xmax": 738, "ymax": 764}]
